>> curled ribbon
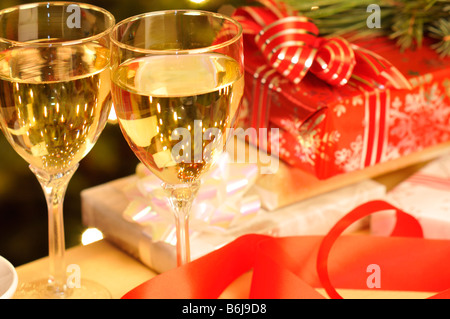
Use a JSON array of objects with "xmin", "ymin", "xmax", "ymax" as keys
[
  {"xmin": 122, "ymin": 154, "xmax": 261, "ymax": 245},
  {"xmin": 122, "ymin": 200, "xmax": 450, "ymax": 299},
  {"xmin": 233, "ymin": 0, "xmax": 412, "ymax": 90}
]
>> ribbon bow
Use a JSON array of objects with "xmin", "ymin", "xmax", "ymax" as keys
[
  {"xmin": 122, "ymin": 154, "xmax": 261, "ymax": 245},
  {"xmin": 233, "ymin": 0, "xmax": 412, "ymax": 90}
]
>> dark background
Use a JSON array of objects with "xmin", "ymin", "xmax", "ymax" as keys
[{"xmin": 0, "ymin": 0, "xmax": 234, "ymax": 267}]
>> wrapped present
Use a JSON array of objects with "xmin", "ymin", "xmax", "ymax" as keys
[
  {"xmin": 81, "ymin": 154, "xmax": 385, "ymax": 273},
  {"xmin": 371, "ymin": 153, "xmax": 450, "ymax": 239},
  {"xmin": 233, "ymin": 0, "xmax": 450, "ymax": 180}
]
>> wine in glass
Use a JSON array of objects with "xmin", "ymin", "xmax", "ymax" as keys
[
  {"xmin": 0, "ymin": 2, "xmax": 115, "ymax": 298},
  {"xmin": 110, "ymin": 10, "xmax": 244, "ymax": 266}
]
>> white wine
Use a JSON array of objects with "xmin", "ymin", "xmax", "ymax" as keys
[
  {"xmin": 112, "ymin": 53, "xmax": 244, "ymax": 184},
  {"xmin": 0, "ymin": 43, "xmax": 111, "ymax": 174}
]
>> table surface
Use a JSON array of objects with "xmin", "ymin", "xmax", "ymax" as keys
[{"xmin": 13, "ymin": 158, "xmax": 445, "ymax": 299}]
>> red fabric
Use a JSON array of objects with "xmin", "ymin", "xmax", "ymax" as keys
[{"xmin": 122, "ymin": 200, "xmax": 450, "ymax": 299}]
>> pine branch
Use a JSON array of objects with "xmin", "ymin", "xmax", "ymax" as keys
[
  {"xmin": 387, "ymin": 0, "xmax": 449, "ymax": 52},
  {"xmin": 428, "ymin": 18, "xmax": 450, "ymax": 57},
  {"xmin": 281, "ymin": 0, "xmax": 394, "ymax": 36},
  {"xmin": 279, "ymin": 0, "xmax": 450, "ymax": 57}
]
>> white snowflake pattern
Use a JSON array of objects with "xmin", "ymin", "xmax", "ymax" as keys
[
  {"xmin": 333, "ymin": 104, "xmax": 346, "ymax": 117},
  {"xmin": 279, "ymin": 117, "xmax": 304, "ymax": 135},
  {"xmin": 387, "ymin": 82, "xmax": 450, "ymax": 158},
  {"xmin": 293, "ymin": 129, "xmax": 341, "ymax": 165},
  {"xmin": 334, "ymin": 135, "xmax": 364, "ymax": 172},
  {"xmin": 268, "ymin": 129, "xmax": 291, "ymax": 159}
]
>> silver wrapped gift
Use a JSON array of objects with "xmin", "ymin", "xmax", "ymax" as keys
[{"xmin": 82, "ymin": 154, "xmax": 386, "ymax": 273}]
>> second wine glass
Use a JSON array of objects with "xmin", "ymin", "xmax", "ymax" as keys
[{"xmin": 110, "ymin": 10, "xmax": 244, "ymax": 266}]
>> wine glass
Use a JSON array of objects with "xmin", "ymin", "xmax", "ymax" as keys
[
  {"xmin": 0, "ymin": 2, "xmax": 115, "ymax": 298},
  {"xmin": 110, "ymin": 10, "xmax": 243, "ymax": 266}
]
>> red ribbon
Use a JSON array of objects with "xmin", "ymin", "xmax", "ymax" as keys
[
  {"xmin": 122, "ymin": 200, "xmax": 450, "ymax": 299},
  {"xmin": 233, "ymin": 0, "xmax": 412, "ymax": 90}
]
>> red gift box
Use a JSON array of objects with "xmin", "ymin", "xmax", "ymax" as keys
[{"xmin": 235, "ymin": 1, "xmax": 450, "ymax": 179}]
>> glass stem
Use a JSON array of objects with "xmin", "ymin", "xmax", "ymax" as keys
[
  {"xmin": 163, "ymin": 181, "xmax": 200, "ymax": 266},
  {"xmin": 30, "ymin": 164, "xmax": 78, "ymax": 296}
]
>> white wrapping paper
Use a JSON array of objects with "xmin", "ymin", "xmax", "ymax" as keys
[{"xmin": 371, "ymin": 153, "xmax": 450, "ymax": 239}]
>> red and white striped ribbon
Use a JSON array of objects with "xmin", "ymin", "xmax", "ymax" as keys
[
  {"xmin": 361, "ymin": 89, "xmax": 389, "ymax": 168},
  {"xmin": 407, "ymin": 173, "xmax": 450, "ymax": 191},
  {"xmin": 232, "ymin": 0, "xmax": 411, "ymax": 90}
]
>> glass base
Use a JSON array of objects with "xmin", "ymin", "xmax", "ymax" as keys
[{"xmin": 13, "ymin": 279, "xmax": 111, "ymax": 299}]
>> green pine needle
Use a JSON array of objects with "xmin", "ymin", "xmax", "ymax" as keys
[
  {"xmin": 428, "ymin": 18, "xmax": 450, "ymax": 57},
  {"xmin": 278, "ymin": 0, "xmax": 450, "ymax": 57}
]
